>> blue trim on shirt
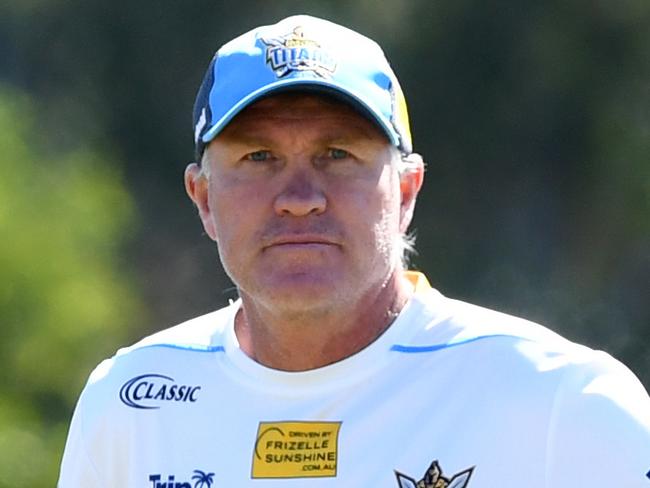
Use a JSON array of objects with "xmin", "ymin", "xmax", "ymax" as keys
[
  {"xmin": 137, "ymin": 343, "xmax": 226, "ymax": 353},
  {"xmin": 391, "ymin": 334, "xmax": 524, "ymax": 353},
  {"xmin": 136, "ymin": 334, "xmax": 524, "ymax": 356}
]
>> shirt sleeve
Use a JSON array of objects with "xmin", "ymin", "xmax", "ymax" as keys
[
  {"xmin": 545, "ymin": 351, "xmax": 650, "ymax": 487},
  {"xmin": 58, "ymin": 387, "xmax": 105, "ymax": 488}
]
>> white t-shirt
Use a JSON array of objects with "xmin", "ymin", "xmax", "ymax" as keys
[{"xmin": 58, "ymin": 273, "xmax": 650, "ymax": 487}]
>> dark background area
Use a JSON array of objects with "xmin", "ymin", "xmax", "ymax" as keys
[{"xmin": 1, "ymin": 1, "xmax": 648, "ymax": 485}]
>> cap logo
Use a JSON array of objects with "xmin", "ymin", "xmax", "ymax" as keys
[{"xmin": 261, "ymin": 26, "xmax": 337, "ymax": 78}]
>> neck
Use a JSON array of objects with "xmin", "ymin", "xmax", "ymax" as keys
[{"xmin": 234, "ymin": 270, "xmax": 414, "ymax": 371}]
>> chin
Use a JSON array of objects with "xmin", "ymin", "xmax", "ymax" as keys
[{"xmin": 256, "ymin": 271, "xmax": 349, "ymax": 310}]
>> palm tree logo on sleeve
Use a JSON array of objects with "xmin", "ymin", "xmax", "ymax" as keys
[
  {"xmin": 191, "ymin": 470, "xmax": 214, "ymax": 488},
  {"xmin": 395, "ymin": 460, "xmax": 474, "ymax": 488}
]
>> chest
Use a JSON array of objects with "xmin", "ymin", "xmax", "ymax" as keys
[{"xmin": 92, "ymin": 363, "xmax": 554, "ymax": 487}]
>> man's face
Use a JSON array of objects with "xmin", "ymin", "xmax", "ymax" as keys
[{"xmin": 186, "ymin": 93, "xmax": 421, "ymax": 316}]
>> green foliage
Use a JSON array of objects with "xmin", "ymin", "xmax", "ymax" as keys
[{"xmin": 0, "ymin": 87, "xmax": 143, "ymax": 487}]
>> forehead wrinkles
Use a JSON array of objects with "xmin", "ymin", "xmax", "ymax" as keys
[
  {"xmin": 220, "ymin": 93, "xmax": 388, "ymax": 143},
  {"xmin": 222, "ymin": 114, "xmax": 381, "ymax": 146}
]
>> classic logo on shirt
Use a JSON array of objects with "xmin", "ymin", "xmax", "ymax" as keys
[
  {"xmin": 251, "ymin": 421, "xmax": 341, "ymax": 478},
  {"xmin": 149, "ymin": 469, "xmax": 214, "ymax": 488},
  {"xmin": 119, "ymin": 373, "xmax": 201, "ymax": 410},
  {"xmin": 261, "ymin": 26, "xmax": 337, "ymax": 78},
  {"xmin": 395, "ymin": 460, "xmax": 474, "ymax": 488}
]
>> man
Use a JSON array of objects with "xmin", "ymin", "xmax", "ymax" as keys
[{"xmin": 59, "ymin": 15, "xmax": 650, "ymax": 488}]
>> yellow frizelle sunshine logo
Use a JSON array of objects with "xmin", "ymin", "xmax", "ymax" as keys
[{"xmin": 252, "ymin": 421, "xmax": 342, "ymax": 478}]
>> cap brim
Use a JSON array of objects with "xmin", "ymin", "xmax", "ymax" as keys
[{"xmin": 201, "ymin": 78, "xmax": 400, "ymax": 148}]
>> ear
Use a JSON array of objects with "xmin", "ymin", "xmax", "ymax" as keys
[
  {"xmin": 398, "ymin": 153, "xmax": 425, "ymax": 233},
  {"xmin": 184, "ymin": 162, "xmax": 217, "ymax": 241}
]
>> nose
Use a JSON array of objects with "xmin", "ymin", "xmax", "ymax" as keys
[{"xmin": 273, "ymin": 171, "xmax": 327, "ymax": 217}]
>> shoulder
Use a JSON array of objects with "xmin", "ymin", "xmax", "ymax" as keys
[
  {"xmin": 77, "ymin": 302, "xmax": 237, "ymax": 412},
  {"xmin": 407, "ymin": 288, "xmax": 650, "ymax": 479},
  {"xmin": 118, "ymin": 301, "xmax": 237, "ymax": 355},
  {"xmin": 403, "ymin": 288, "xmax": 584, "ymax": 361},
  {"xmin": 403, "ymin": 288, "xmax": 647, "ymax": 399}
]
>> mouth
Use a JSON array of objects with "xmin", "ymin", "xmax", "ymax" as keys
[{"xmin": 263, "ymin": 235, "xmax": 341, "ymax": 250}]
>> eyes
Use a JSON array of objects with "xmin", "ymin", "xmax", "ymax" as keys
[
  {"xmin": 226, "ymin": 143, "xmax": 381, "ymax": 180},
  {"xmin": 247, "ymin": 150, "xmax": 273, "ymax": 162},
  {"xmin": 243, "ymin": 148, "xmax": 352, "ymax": 164},
  {"xmin": 328, "ymin": 148, "xmax": 350, "ymax": 160}
]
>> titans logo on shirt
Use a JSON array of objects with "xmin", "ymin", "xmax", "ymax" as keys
[{"xmin": 395, "ymin": 460, "xmax": 474, "ymax": 488}]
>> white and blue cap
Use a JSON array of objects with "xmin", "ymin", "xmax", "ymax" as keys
[{"xmin": 192, "ymin": 15, "xmax": 413, "ymax": 160}]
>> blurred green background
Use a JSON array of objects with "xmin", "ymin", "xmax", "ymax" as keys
[{"xmin": 1, "ymin": 1, "xmax": 648, "ymax": 486}]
